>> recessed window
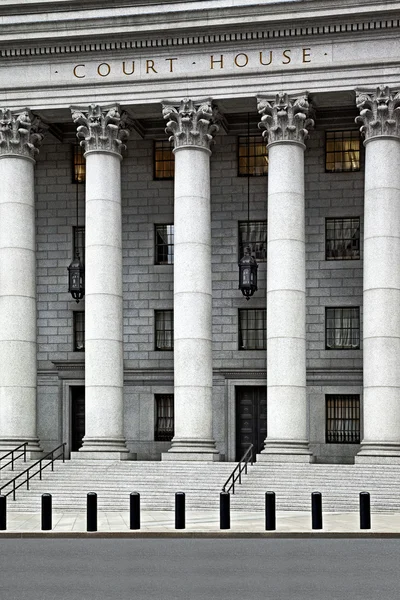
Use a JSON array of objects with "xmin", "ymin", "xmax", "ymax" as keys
[
  {"xmin": 326, "ymin": 307, "xmax": 360, "ymax": 350},
  {"xmin": 73, "ymin": 226, "xmax": 85, "ymax": 265},
  {"xmin": 72, "ymin": 144, "xmax": 86, "ymax": 183},
  {"xmin": 325, "ymin": 130, "xmax": 361, "ymax": 172},
  {"xmin": 239, "ymin": 309, "xmax": 266, "ymax": 350},
  {"xmin": 326, "ymin": 394, "xmax": 360, "ymax": 443},
  {"xmin": 155, "ymin": 310, "xmax": 174, "ymax": 351},
  {"xmin": 326, "ymin": 217, "xmax": 360, "ymax": 260},
  {"xmin": 238, "ymin": 221, "xmax": 267, "ymax": 261},
  {"xmin": 155, "ymin": 394, "xmax": 174, "ymax": 441},
  {"xmin": 154, "ymin": 140, "xmax": 174, "ymax": 179},
  {"xmin": 73, "ymin": 312, "xmax": 85, "ymax": 352},
  {"xmin": 238, "ymin": 136, "xmax": 268, "ymax": 176},
  {"xmin": 155, "ymin": 224, "xmax": 174, "ymax": 265}
]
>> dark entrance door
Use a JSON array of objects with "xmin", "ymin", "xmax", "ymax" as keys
[
  {"xmin": 235, "ymin": 386, "xmax": 267, "ymax": 460},
  {"xmin": 71, "ymin": 386, "xmax": 85, "ymax": 451}
]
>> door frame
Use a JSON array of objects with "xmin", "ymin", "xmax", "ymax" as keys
[
  {"xmin": 62, "ymin": 380, "xmax": 84, "ymax": 459},
  {"xmin": 227, "ymin": 378, "xmax": 266, "ymax": 462}
]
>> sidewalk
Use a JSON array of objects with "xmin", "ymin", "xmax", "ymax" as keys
[{"xmin": 2, "ymin": 510, "xmax": 400, "ymax": 536}]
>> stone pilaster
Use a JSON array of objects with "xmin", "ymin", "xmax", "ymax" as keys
[
  {"xmin": 257, "ymin": 93, "xmax": 313, "ymax": 462},
  {"xmin": 0, "ymin": 109, "xmax": 45, "ymax": 456},
  {"xmin": 70, "ymin": 104, "xmax": 129, "ymax": 459},
  {"xmin": 161, "ymin": 98, "xmax": 219, "ymax": 460},
  {"xmin": 355, "ymin": 85, "xmax": 400, "ymax": 462}
]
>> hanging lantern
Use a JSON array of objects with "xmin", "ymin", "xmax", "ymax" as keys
[
  {"xmin": 68, "ymin": 251, "xmax": 85, "ymax": 302},
  {"xmin": 238, "ymin": 246, "xmax": 258, "ymax": 300}
]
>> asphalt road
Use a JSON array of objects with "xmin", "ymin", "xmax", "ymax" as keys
[{"xmin": 0, "ymin": 538, "xmax": 399, "ymax": 600}]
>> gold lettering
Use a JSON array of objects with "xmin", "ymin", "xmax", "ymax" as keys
[
  {"xmin": 97, "ymin": 63, "xmax": 111, "ymax": 77},
  {"xmin": 302, "ymin": 47, "xmax": 311, "ymax": 63},
  {"xmin": 73, "ymin": 64, "xmax": 86, "ymax": 78},
  {"xmin": 122, "ymin": 61, "xmax": 135, "ymax": 75},
  {"xmin": 259, "ymin": 51, "xmax": 272, "ymax": 66},
  {"xmin": 146, "ymin": 60, "xmax": 158, "ymax": 73},
  {"xmin": 210, "ymin": 54, "xmax": 224, "ymax": 69},
  {"xmin": 165, "ymin": 58, "xmax": 178, "ymax": 73},
  {"xmin": 282, "ymin": 50, "xmax": 291, "ymax": 64},
  {"xmin": 234, "ymin": 53, "xmax": 249, "ymax": 68}
]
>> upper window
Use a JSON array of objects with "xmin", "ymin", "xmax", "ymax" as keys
[
  {"xmin": 72, "ymin": 144, "xmax": 85, "ymax": 183},
  {"xmin": 73, "ymin": 226, "xmax": 85, "ymax": 265},
  {"xmin": 238, "ymin": 221, "xmax": 267, "ymax": 262},
  {"xmin": 155, "ymin": 224, "xmax": 174, "ymax": 265},
  {"xmin": 239, "ymin": 309, "xmax": 266, "ymax": 350},
  {"xmin": 326, "ymin": 394, "xmax": 360, "ymax": 444},
  {"xmin": 325, "ymin": 130, "xmax": 361, "ymax": 172},
  {"xmin": 154, "ymin": 140, "xmax": 174, "ymax": 179},
  {"xmin": 326, "ymin": 307, "xmax": 360, "ymax": 350},
  {"xmin": 155, "ymin": 310, "xmax": 174, "ymax": 351},
  {"xmin": 326, "ymin": 217, "xmax": 360, "ymax": 261},
  {"xmin": 73, "ymin": 311, "xmax": 85, "ymax": 352},
  {"xmin": 238, "ymin": 136, "xmax": 268, "ymax": 176},
  {"xmin": 155, "ymin": 394, "xmax": 174, "ymax": 442}
]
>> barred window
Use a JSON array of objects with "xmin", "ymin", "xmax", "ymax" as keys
[
  {"xmin": 326, "ymin": 217, "xmax": 360, "ymax": 260},
  {"xmin": 326, "ymin": 307, "xmax": 360, "ymax": 350},
  {"xmin": 155, "ymin": 394, "xmax": 174, "ymax": 441},
  {"xmin": 155, "ymin": 224, "xmax": 174, "ymax": 265},
  {"xmin": 326, "ymin": 394, "xmax": 360, "ymax": 443},
  {"xmin": 154, "ymin": 140, "xmax": 174, "ymax": 179},
  {"xmin": 155, "ymin": 310, "xmax": 174, "ymax": 351},
  {"xmin": 73, "ymin": 226, "xmax": 85, "ymax": 265},
  {"xmin": 325, "ymin": 130, "xmax": 361, "ymax": 172},
  {"xmin": 238, "ymin": 221, "xmax": 267, "ymax": 261},
  {"xmin": 73, "ymin": 312, "xmax": 85, "ymax": 352},
  {"xmin": 72, "ymin": 144, "xmax": 85, "ymax": 183},
  {"xmin": 239, "ymin": 309, "xmax": 266, "ymax": 350},
  {"xmin": 238, "ymin": 136, "xmax": 268, "ymax": 176}
]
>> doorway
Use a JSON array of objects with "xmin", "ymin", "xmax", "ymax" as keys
[
  {"xmin": 71, "ymin": 386, "xmax": 85, "ymax": 451},
  {"xmin": 235, "ymin": 386, "xmax": 267, "ymax": 460}
]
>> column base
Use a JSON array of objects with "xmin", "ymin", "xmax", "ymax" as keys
[
  {"xmin": 355, "ymin": 442, "xmax": 400, "ymax": 464},
  {"xmin": 257, "ymin": 440, "xmax": 312, "ymax": 463},
  {"xmin": 71, "ymin": 451, "xmax": 134, "ymax": 461},
  {"xmin": 74, "ymin": 437, "xmax": 130, "ymax": 460},
  {"xmin": 162, "ymin": 438, "xmax": 220, "ymax": 461},
  {"xmin": 0, "ymin": 437, "xmax": 42, "ymax": 460}
]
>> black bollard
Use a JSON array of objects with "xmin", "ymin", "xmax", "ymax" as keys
[
  {"xmin": 311, "ymin": 492, "xmax": 323, "ymax": 530},
  {"xmin": 265, "ymin": 491, "xmax": 276, "ymax": 531},
  {"xmin": 220, "ymin": 492, "xmax": 230, "ymax": 530},
  {"xmin": 130, "ymin": 492, "xmax": 140, "ymax": 530},
  {"xmin": 0, "ymin": 495, "xmax": 6, "ymax": 531},
  {"xmin": 87, "ymin": 492, "xmax": 97, "ymax": 532},
  {"xmin": 41, "ymin": 493, "xmax": 52, "ymax": 531},
  {"xmin": 175, "ymin": 492, "xmax": 185, "ymax": 529},
  {"xmin": 360, "ymin": 492, "xmax": 371, "ymax": 529}
]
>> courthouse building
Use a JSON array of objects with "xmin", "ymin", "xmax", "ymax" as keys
[{"xmin": 0, "ymin": 0, "xmax": 400, "ymax": 465}]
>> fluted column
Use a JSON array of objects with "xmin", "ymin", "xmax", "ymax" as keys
[
  {"xmin": 161, "ymin": 98, "xmax": 219, "ymax": 460},
  {"xmin": 257, "ymin": 94, "xmax": 313, "ymax": 462},
  {"xmin": 355, "ymin": 86, "xmax": 400, "ymax": 463},
  {"xmin": 0, "ymin": 109, "xmax": 44, "ymax": 456},
  {"xmin": 71, "ymin": 104, "xmax": 129, "ymax": 459}
]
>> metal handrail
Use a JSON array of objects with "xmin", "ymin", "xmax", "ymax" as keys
[
  {"xmin": 0, "ymin": 443, "xmax": 66, "ymax": 500},
  {"xmin": 0, "ymin": 442, "xmax": 28, "ymax": 472},
  {"xmin": 222, "ymin": 444, "xmax": 254, "ymax": 494}
]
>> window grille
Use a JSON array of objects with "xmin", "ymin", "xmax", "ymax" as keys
[
  {"xmin": 326, "ymin": 307, "xmax": 360, "ymax": 350},
  {"xmin": 325, "ymin": 130, "xmax": 361, "ymax": 172},
  {"xmin": 155, "ymin": 394, "xmax": 174, "ymax": 441},
  {"xmin": 73, "ymin": 312, "xmax": 85, "ymax": 352},
  {"xmin": 238, "ymin": 221, "xmax": 267, "ymax": 261},
  {"xmin": 72, "ymin": 144, "xmax": 86, "ymax": 183},
  {"xmin": 238, "ymin": 136, "xmax": 268, "ymax": 176},
  {"xmin": 155, "ymin": 310, "xmax": 174, "ymax": 351},
  {"xmin": 326, "ymin": 217, "xmax": 360, "ymax": 260},
  {"xmin": 326, "ymin": 394, "xmax": 360, "ymax": 443},
  {"xmin": 239, "ymin": 309, "xmax": 266, "ymax": 350},
  {"xmin": 154, "ymin": 140, "xmax": 174, "ymax": 179},
  {"xmin": 73, "ymin": 226, "xmax": 85, "ymax": 265},
  {"xmin": 155, "ymin": 224, "xmax": 174, "ymax": 265}
]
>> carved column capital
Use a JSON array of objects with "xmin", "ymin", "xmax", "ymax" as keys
[
  {"xmin": 0, "ymin": 108, "xmax": 46, "ymax": 160},
  {"xmin": 356, "ymin": 85, "xmax": 400, "ymax": 141},
  {"xmin": 70, "ymin": 104, "xmax": 129, "ymax": 157},
  {"xmin": 257, "ymin": 93, "xmax": 314, "ymax": 146},
  {"xmin": 162, "ymin": 98, "xmax": 219, "ymax": 152}
]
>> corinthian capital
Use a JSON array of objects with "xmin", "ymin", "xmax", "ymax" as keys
[
  {"xmin": 70, "ymin": 104, "xmax": 129, "ymax": 156},
  {"xmin": 356, "ymin": 85, "xmax": 400, "ymax": 140},
  {"xmin": 162, "ymin": 98, "xmax": 219, "ymax": 151},
  {"xmin": 257, "ymin": 93, "xmax": 314, "ymax": 146},
  {"xmin": 0, "ymin": 108, "xmax": 46, "ymax": 159}
]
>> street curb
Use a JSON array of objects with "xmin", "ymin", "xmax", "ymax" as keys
[{"xmin": 1, "ymin": 531, "xmax": 400, "ymax": 539}]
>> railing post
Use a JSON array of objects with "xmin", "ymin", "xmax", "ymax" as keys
[
  {"xmin": 265, "ymin": 491, "xmax": 276, "ymax": 531},
  {"xmin": 41, "ymin": 494, "xmax": 52, "ymax": 531},
  {"xmin": 239, "ymin": 462, "xmax": 241, "ymax": 484},
  {"xmin": 27, "ymin": 469, "xmax": 30, "ymax": 491},
  {"xmin": 51, "ymin": 451, "xmax": 54, "ymax": 471},
  {"xmin": 175, "ymin": 492, "xmax": 185, "ymax": 529},
  {"xmin": 11, "ymin": 450, "xmax": 14, "ymax": 471},
  {"xmin": 360, "ymin": 492, "xmax": 371, "ymax": 529},
  {"xmin": 130, "ymin": 492, "xmax": 140, "ymax": 530},
  {"xmin": 220, "ymin": 492, "xmax": 230, "ymax": 529},
  {"xmin": 62, "ymin": 444, "xmax": 65, "ymax": 463},
  {"xmin": 0, "ymin": 495, "xmax": 6, "ymax": 530},
  {"xmin": 311, "ymin": 492, "xmax": 323, "ymax": 530},
  {"xmin": 87, "ymin": 492, "xmax": 97, "ymax": 532},
  {"xmin": 24, "ymin": 444, "xmax": 26, "ymax": 462},
  {"xmin": 39, "ymin": 460, "xmax": 42, "ymax": 480},
  {"xmin": 13, "ymin": 480, "xmax": 16, "ymax": 501}
]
